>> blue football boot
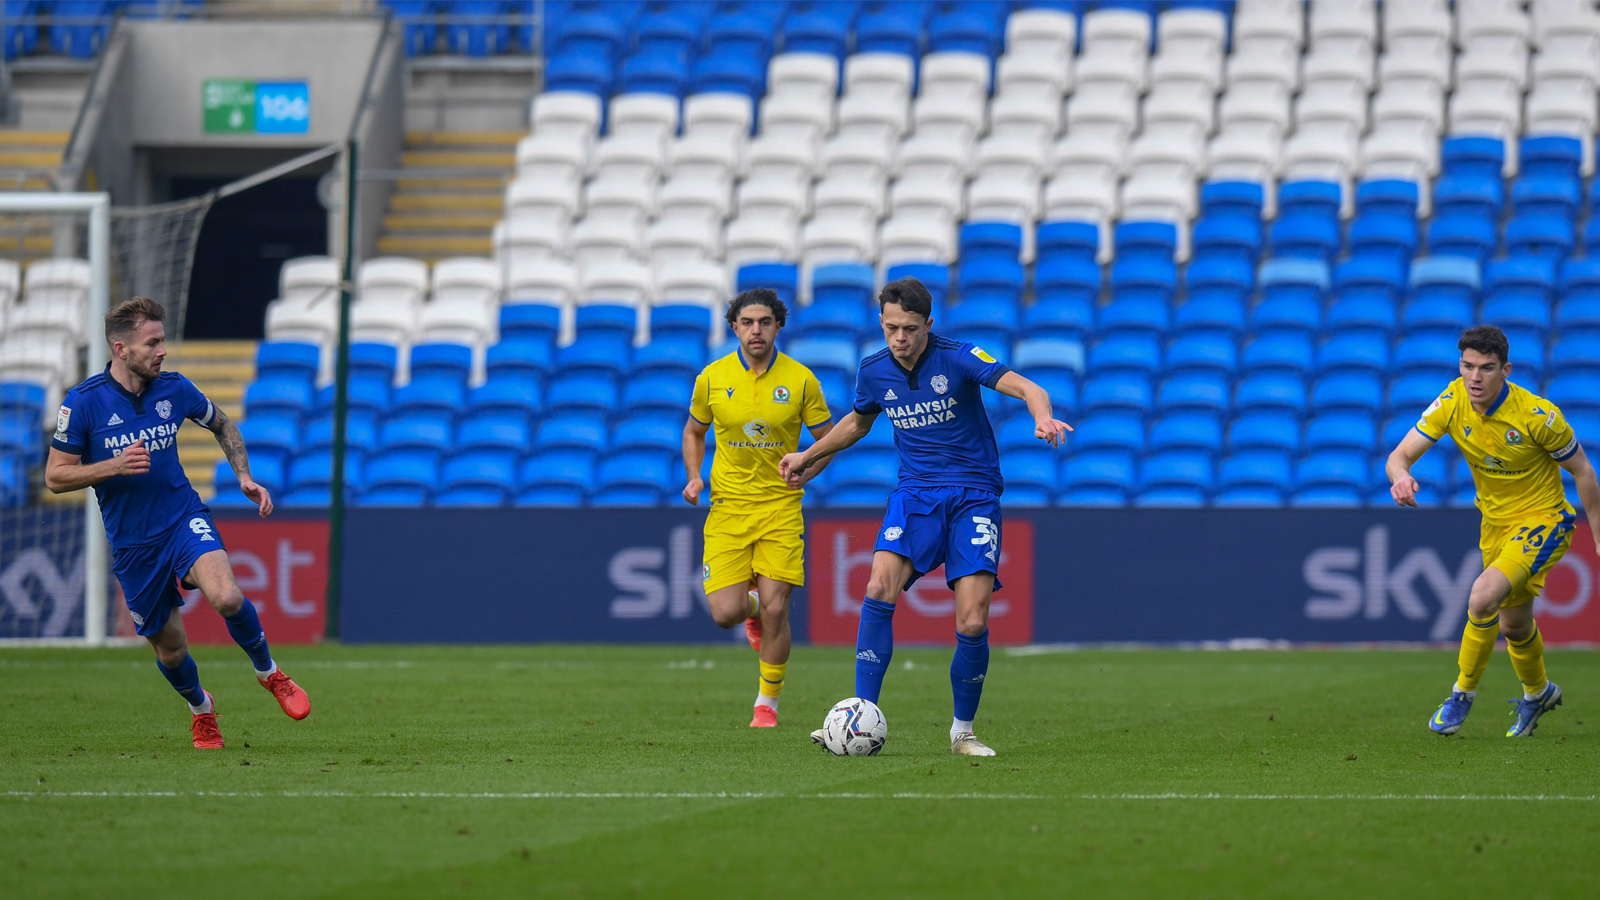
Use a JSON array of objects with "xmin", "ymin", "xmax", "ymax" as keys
[
  {"xmin": 1429, "ymin": 689, "xmax": 1474, "ymax": 735},
  {"xmin": 1506, "ymin": 682, "xmax": 1562, "ymax": 738}
]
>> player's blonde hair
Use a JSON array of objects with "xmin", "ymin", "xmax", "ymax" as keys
[{"xmin": 105, "ymin": 296, "xmax": 165, "ymax": 344}]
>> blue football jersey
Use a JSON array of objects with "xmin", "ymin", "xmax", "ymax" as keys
[
  {"xmin": 52, "ymin": 367, "xmax": 216, "ymax": 550},
  {"xmin": 852, "ymin": 334, "xmax": 1010, "ymax": 494}
]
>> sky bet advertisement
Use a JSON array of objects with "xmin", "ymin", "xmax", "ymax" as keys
[{"xmin": 325, "ymin": 509, "xmax": 1600, "ymax": 647}]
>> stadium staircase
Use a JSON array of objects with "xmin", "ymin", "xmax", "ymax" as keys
[
  {"xmin": 0, "ymin": 130, "xmax": 69, "ymax": 262},
  {"xmin": 376, "ymin": 131, "xmax": 519, "ymax": 263},
  {"xmin": 166, "ymin": 340, "xmax": 256, "ymax": 501}
]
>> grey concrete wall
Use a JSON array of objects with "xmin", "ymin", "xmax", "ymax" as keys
[{"xmin": 121, "ymin": 18, "xmax": 384, "ymax": 147}]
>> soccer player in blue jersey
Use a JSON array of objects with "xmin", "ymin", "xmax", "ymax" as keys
[
  {"xmin": 45, "ymin": 297, "xmax": 309, "ymax": 749},
  {"xmin": 780, "ymin": 278, "xmax": 1069, "ymax": 756}
]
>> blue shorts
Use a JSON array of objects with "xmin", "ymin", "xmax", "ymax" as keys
[
  {"xmin": 873, "ymin": 486, "xmax": 1003, "ymax": 591},
  {"xmin": 111, "ymin": 511, "xmax": 226, "ymax": 637}
]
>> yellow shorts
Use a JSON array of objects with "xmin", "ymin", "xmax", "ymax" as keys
[
  {"xmin": 1481, "ymin": 508, "xmax": 1577, "ymax": 608},
  {"xmin": 703, "ymin": 498, "xmax": 805, "ymax": 593}
]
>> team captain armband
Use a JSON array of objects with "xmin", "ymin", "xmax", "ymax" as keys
[{"xmin": 1552, "ymin": 434, "xmax": 1581, "ymax": 462}]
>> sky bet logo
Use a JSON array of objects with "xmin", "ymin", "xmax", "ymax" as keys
[{"xmin": 106, "ymin": 422, "xmax": 180, "ymax": 454}]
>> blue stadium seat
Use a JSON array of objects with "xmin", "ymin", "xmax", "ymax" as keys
[
  {"xmin": 0, "ymin": 413, "xmax": 40, "ymax": 467},
  {"xmin": 814, "ymin": 368, "xmax": 854, "ymax": 419},
  {"xmin": 1241, "ymin": 333, "xmax": 1314, "ymax": 377},
  {"xmin": 304, "ymin": 410, "xmax": 378, "ymax": 454},
  {"xmin": 1356, "ymin": 179, "xmax": 1419, "ymax": 219},
  {"xmin": 1072, "ymin": 412, "xmax": 1145, "ymax": 454},
  {"xmin": 349, "ymin": 342, "xmax": 400, "ymax": 384},
  {"xmin": 1552, "ymin": 336, "xmax": 1600, "ymax": 376},
  {"xmin": 1521, "ymin": 135, "xmax": 1582, "ymax": 181},
  {"xmin": 469, "ymin": 377, "xmax": 541, "ymax": 420},
  {"xmin": 1310, "ymin": 372, "xmax": 1383, "ymax": 414},
  {"xmin": 456, "ymin": 412, "xmax": 531, "ymax": 452},
  {"xmin": 1149, "ymin": 413, "xmax": 1222, "ymax": 453},
  {"xmin": 1506, "ymin": 214, "xmax": 1575, "ymax": 263},
  {"xmin": 359, "ymin": 450, "xmax": 440, "ymax": 503},
  {"xmin": 1098, "ymin": 295, "xmax": 1169, "ymax": 337},
  {"xmin": 996, "ymin": 414, "xmax": 1051, "ymax": 454},
  {"xmin": 550, "ymin": 9, "xmax": 627, "ymax": 59},
  {"xmin": 544, "ymin": 372, "xmax": 619, "ymax": 417},
  {"xmin": 1000, "ymin": 451, "xmax": 1058, "ymax": 506},
  {"xmin": 544, "ymin": 52, "xmax": 614, "ymax": 95},
  {"xmin": 1228, "ymin": 412, "xmax": 1300, "ymax": 454},
  {"xmin": 1114, "ymin": 221, "xmax": 1177, "ymax": 263},
  {"xmin": 238, "ymin": 415, "xmax": 300, "ymax": 461},
  {"xmin": 1401, "ymin": 256, "xmax": 1479, "ymax": 339},
  {"xmin": 1269, "ymin": 212, "xmax": 1339, "ymax": 263},
  {"xmin": 1137, "ymin": 451, "xmax": 1213, "ymax": 505},
  {"xmin": 783, "ymin": 4, "xmax": 854, "ymax": 57},
  {"xmin": 1512, "ymin": 174, "xmax": 1580, "ymax": 220},
  {"xmin": 1037, "ymin": 220, "xmax": 1100, "ymax": 263},
  {"xmin": 1035, "ymin": 255, "xmax": 1100, "ymax": 303},
  {"xmin": 708, "ymin": 9, "xmax": 777, "ymax": 58},
  {"xmin": 1304, "ymin": 413, "xmax": 1376, "ymax": 452},
  {"xmin": 1433, "ymin": 173, "xmax": 1503, "ymax": 221},
  {"xmin": 1387, "ymin": 372, "xmax": 1445, "ymax": 414},
  {"xmin": 1482, "ymin": 293, "xmax": 1553, "ymax": 342},
  {"xmin": 957, "ymin": 254, "xmax": 1025, "ymax": 304},
  {"xmin": 786, "ymin": 336, "xmax": 858, "ymax": 381},
  {"xmin": 387, "ymin": 1, "xmax": 439, "ymax": 56},
  {"xmin": 287, "ymin": 448, "xmax": 364, "ymax": 495},
  {"xmin": 620, "ymin": 51, "xmax": 690, "ymax": 96},
  {"xmin": 212, "ymin": 453, "xmax": 286, "ymax": 501},
  {"xmin": 255, "ymin": 342, "xmax": 320, "ymax": 388},
  {"xmin": 391, "ymin": 379, "xmax": 465, "ymax": 417},
  {"xmin": 1373, "ymin": 452, "xmax": 1448, "ymax": 496},
  {"xmin": 1393, "ymin": 334, "xmax": 1460, "ymax": 379},
  {"xmin": 0, "ymin": 382, "xmax": 44, "ymax": 419},
  {"xmin": 624, "ymin": 371, "xmax": 693, "ymax": 417},
  {"xmin": 1199, "ymin": 181, "xmax": 1264, "ymax": 220},
  {"xmin": 827, "ymin": 449, "xmax": 899, "ymax": 497},
  {"xmin": 499, "ymin": 303, "xmax": 562, "ymax": 347},
  {"xmin": 929, "ymin": 3, "xmax": 1003, "ymax": 55},
  {"xmin": 1252, "ymin": 257, "xmax": 1327, "ymax": 336},
  {"xmin": 410, "ymin": 343, "xmax": 473, "ymax": 388},
  {"xmin": 1081, "ymin": 373, "xmax": 1152, "ymax": 415},
  {"xmin": 1586, "ymin": 215, "xmax": 1600, "ymax": 257},
  {"xmin": 945, "ymin": 297, "xmax": 1019, "ymax": 348},
  {"xmin": 1013, "ymin": 367, "xmax": 1077, "ymax": 418},
  {"xmin": 1317, "ymin": 334, "xmax": 1389, "ymax": 375},
  {"xmin": 1348, "ymin": 216, "xmax": 1417, "ymax": 272},
  {"xmin": 517, "ymin": 450, "xmax": 596, "ymax": 505},
  {"xmin": 1292, "ymin": 450, "xmax": 1369, "ymax": 507},
  {"xmin": 632, "ymin": 338, "xmax": 705, "ymax": 379},
  {"xmin": 1164, "ymin": 333, "xmax": 1236, "ymax": 376},
  {"xmin": 812, "ymin": 262, "xmax": 875, "ymax": 305},
  {"xmin": 886, "ymin": 261, "xmax": 950, "ymax": 305},
  {"xmin": 611, "ymin": 415, "xmax": 680, "ymax": 455},
  {"xmin": 1012, "ymin": 338, "xmax": 1085, "ymax": 376},
  {"xmin": 1059, "ymin": 450, "xmax": 1136, "ymax": 506},
  {"xmin": 378, "ymin": 412, "xmax": 453, "ymax": 456},
  {"xmin": 1088, "ymin": 335, "xmax": 1161, "ymax": 375},
  {"xmin": 692, "ymin": 50, "xmax": 765, "ymax": 97},
  {"xmin": 1191, "ymin": 216, "xmax": 1261, "ymax": 266},
  {"xmin": 648, "ymin": 301, "xmax": 715, "ymax": 341},
  {"xmin": 1109, "ymin": 256, "xmax": 1177, "ymax": 307},
  {"xmin": 1441, "ymin": 136, "xmax": 1505, "ymax": 181},
  {"xmin": 50, "ymin": 1, "xmax": 111, "ymax": 58},
  {"xmin": 1173, "ymin": 289, "xmax": 1247, "ymax": 338},
  {"xmin": 1233, "ymin": 373, "xmax": 1306, "ymax": 415},
  {"xmin": 573, "ymin": 305, "xmax": 638, "ymax": 348},
  {"xmin": 445, "ymin": 1, "xmax": 512, "ymax": 57},
  {"xmin": 591, "ymin": 450, "xmax": 673, "ymax": 507},
  {"xmin": 1187, "ymin": 254, "xmax": 1253, "ymax": 295},
  {"xmin": 636, "ymin": 7, "xmax": 703, "ymax": 58},
  {"xmin": 738, "ymin": 262, "xmax": 800, "ymax": 309},
  {"xmin": 1327, "ymin": 261, "xmax": 1402, "ymax": 340},
  {"xmin": 244, "ymin": 377, "xmax": 314, "ymax": 420},
  {"xmin": 1559, "ymin": 258, "xmax": 1600, "ymax": 336},
  {"xmin": 1155, "ymin": 372, "xmax": 1228, "ymax": 415},
  {"xmin": 1427, "ymin": 214, "xmax": 1497, "ymax": 264},
  {"xmin": 1279, "ymin": 180, "xmax": 1341, "ymax": 219},
  {"xmin": 855, "ymin": 2, "xmax": 926, "ymax": 57},
  {"xmin": 1486, "ymin": 255, "xmax": 1556, "ymax": 304},
  {"xmin": 535, "ymin": 413, "xmax": 609, "ymax": 456}
]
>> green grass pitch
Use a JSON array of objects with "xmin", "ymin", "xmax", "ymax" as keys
[{"xmin": 3, "ymin": 644, "xmax": 1599, "ymax": 899}]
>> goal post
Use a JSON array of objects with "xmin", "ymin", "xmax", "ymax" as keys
[{"xmin": 0, "ymin": 191, "xmax": 111, "ymax": 646}]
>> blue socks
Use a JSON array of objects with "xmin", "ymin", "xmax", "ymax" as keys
[
  {"xmin": 157, "ymin": 653, "xmax": 207, "ymax": 708},
  {"xmin": 223, "ymin": 598, "xmax": 274, "ymax": 674},
  {"xmin": 950, "ymin": 629, "xmax": 990, "ymax": 722},
  {"xmin": 854, "ymin": 597, "xmax": 896, "ymax": 703}
]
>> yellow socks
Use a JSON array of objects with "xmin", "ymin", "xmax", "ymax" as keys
[
  {"xmin": 1507, "ymin": 623, "xmax": 1548, "ymax": 699},
  {"xmin": 1456, "ymin": 610, "xmax": 1500, "ymax": 692},
  {"xmin": 757, "ymin": 660, "xmax": 786, "ymax": 709}
]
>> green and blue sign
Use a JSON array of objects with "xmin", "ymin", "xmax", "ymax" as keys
[{"xmin": 202, "ymin": 79, "xmax": 309, "ymax": 134}]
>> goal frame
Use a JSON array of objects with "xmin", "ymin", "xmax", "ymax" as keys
[{"xmin": 0, "ymin": 192, "xmax": 112, "ymax": 646}]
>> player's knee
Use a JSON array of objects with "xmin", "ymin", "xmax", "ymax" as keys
[
  {"xmin": 151, "ymin": 640, "xmax": 186, "ymax": 668},
  {"xmin": 207, "ymin": 585, "xmax": 245, "ymax": 617},
  {"xmin": 864, "ymin": 573, "xmax": 898, "ymax": 603}
]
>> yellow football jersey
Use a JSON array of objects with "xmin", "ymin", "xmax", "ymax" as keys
[
  {"xmin": 689, "ymin": 350, "xmax": 832, "ymax": 503},
  {"xmin": 1416, "ymin": 378, "xmax": 1581, "ymax": 522}
]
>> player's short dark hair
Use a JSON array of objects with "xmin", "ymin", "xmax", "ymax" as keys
[
  {"xmin": 1459, "ymin": 324, "xmax": 1509, "ymax": 366},
  {"xmin": 725, "ymin": 288, "xmax": 787, "ymax": 327},
  {"xmin": 105, "ymin": 296, "xmax": 165, "ymax": 343},
  {"xmin": 879, "ymin": 277, "xmax": 932, "ymax": 319}
]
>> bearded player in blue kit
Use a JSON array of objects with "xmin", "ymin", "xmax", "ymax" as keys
[
  {"xmin": 780, "ymin": 278, "xmax": 1070, "ymax": 756},
  {"xmin": 45, "ymin": 297, "xmax": 309, "ymax": 749}
]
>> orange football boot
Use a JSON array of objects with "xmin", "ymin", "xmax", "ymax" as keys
[
  {"xmin": 191, "ymin": 692, "xmax": 224, "ymax": 749},
  {"xmin": 259, "ymin": 670, "xmax": 311, "ymax": 720},
  {"xmin": 750, "ymin": 704, "xmax": 778, "ymax": 728}
]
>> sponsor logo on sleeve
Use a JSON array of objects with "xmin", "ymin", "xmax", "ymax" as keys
[
  {"xmin": 55, "ymin": 406, "xmax": 70, "ymax": 436},
  {"xmin": 971, "ymin": 347, "xmax": 996, "ymax": 364},
  {"xmin": 1547, "ymin": 409, "xmax": 1562, "ymax": 429},
  {"xmin": 882, "ymin": 527, "xmax": 903, "ymax": 541}
]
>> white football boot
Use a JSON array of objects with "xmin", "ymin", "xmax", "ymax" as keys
[
  {"xmin": 950, "ymin": 731, "xmax": 996, "ymax": 756},
  {"xmin": 810, "ymin": 729, "xmax": 825, "ymax": 745}
]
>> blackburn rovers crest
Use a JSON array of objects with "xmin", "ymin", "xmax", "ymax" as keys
[
  {"xmin": 772, "ymin": 385, "xmax": 790, "ymax": 403},
  {"xmin": 1505, "ymin": 428, "xmax": 1522, "ymax": 445}
]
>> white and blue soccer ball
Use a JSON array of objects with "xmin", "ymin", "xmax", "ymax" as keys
[{"xmin": 821, "ymin": 697, "xmax": 887, "ymax": 756}]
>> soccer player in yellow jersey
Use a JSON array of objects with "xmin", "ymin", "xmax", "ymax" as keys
[
  {"xmin": 1387, "ymin": 326, "xmax": 1600, "ymax": 737},
  {"xmin": 682, "ymin": 288, "xmax": 835, "ymax": 728}
]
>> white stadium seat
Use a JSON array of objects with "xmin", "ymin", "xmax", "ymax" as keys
[
  {"xmin": 813, "ymin": 176, "xmax": 886, "ymax": 225},
  {"xmin": 1218, "ymin": 81, "xmax": 1292, "ymax": 143},
  {"xmin": 532, "ymin": 91, "xmax": 602, "ymax": 144},
  {"xmin": 1361, "ymin": 128, "xmax": 1439, "ymax": 183},
  {"xmin": 1050, "ymin": 131, "xmax": 1127, "ymax": 182},
  {"xmin": 911, "ymin": 92, "xmax": 985, "ymax": 146},
  {"xmin": 506, "ymin": 257, "xmax": 578, "ymax": 306},
  {"xmin": 1044, "ymin": 173, "xmax": 1119, "ymax": 240},
  {"xmin": 1282, "ymin": 126, "xmax": 1359, "ymax": 185},
  {"xmin": 895, "ymin": 132, "xmax": 972, "ymax": 182},
  {"xmin": 0, "ymin": 335, "xmax": 74, "ymax": 411},
  {"xmin": 265, "ymin": 295, "xmax": 337, "ymax": 349},
  {"xmin": 1207, "ymin": 128, "xmax": 1282, "ymax": 186},
  {"xmin": 1459, "ymin": 5, "xmax": 1531, "ymax": 60},
  {"xmin": 768, "ymin": 52, "xmax": 839, "ymax": 101},
  {"xmin": 608, "ymin": 93, "xmax": 679, "ymax": 143},
  {"xmin": 1130, "ymin": 129, "xmax": 1205, "ymax": 181},
  {"xmin": 976, "ymin": 132, "xmax": 1049, "ymax": 183},
  {"xmin": 350, "ymin": 296, "xmax": 418, "ymax": 354},
  {"xmin": 888, "ymin": 173, "xmax": 965, "ymax": 223},
  {"xmin": 836, "ymin": 91, "xmax": 910, "ymax": 145},
  {"xmin": 515, "ymin": 132, "xmax": 587, "ymax": 183},
  {"xmin": 820, "ymin": 133, "xmax": 895, "ymax": 183},
  {"xmin": 646, "ymin": 216, "xmax": 722, "ymax": 265},
  {"xmin": 759, "ymin": 91, "xmax": 835, "ymax": 146},
  {"xmin": 1065, "ymin": 89, "xmax": 1139, "ymax": 144},
  {"xmin": 920, "ymin": 52, "xmax": 991, "ymax": 101},
  {"xmin": 579, "ymin": 258, "xmax": 652, "ymax": 306},
  {"xmin": 657, "ymin": 175, "xmax": 733, "ymax": 228},
  {"xmin": 724, "ymin": 215, "xmax": 800, "ymax": 267},
  {"xmin": 1308, "ymin": 0, "xmax": 1376, "ymax": 57},
  {"xmin": 1075, "ymin": 51, "xmax": 1147, "ymax": 103},
  {"xmin": 995, "ymin": 53, "xmax": 1071, "ymax": 102},
  {"xmin": 431, "ymin": 257, "xmax": 500, "ymax": 307},
  {"xmin": 1158, "ymin": 7, "xmax": 1227, "ymax": 59},
  {"xmin": 743, "ymin": 134, "xmax": 818, "ymax": 183},
  {"xmin": 801, "ymin": 215, "xmax": 876, "ymax": 266},
  {"xmin": 572, "ymin": 217, "xmax": 644, "ymax": 267},
  {"xmin": 654, "ymin": 257, "xmax": 731, "ymax": 309},
  {"xmin": 736, "ymin": 176, "xmax": 811, "ymax": 225},
  {"xmin": 878, "ymin": 215, "xmax": 957, "ymax": 265},
  {"xmin": 505, "ymin": 177, "xmax": 581, "ymax": 228},
  {"xmin": 682, "ymin": 93, "xmax": 754, "ymax": 145},
  {"xmin": 418, "ymin": 295, "xmax": 498, "ymax": 357},
  {"xmin": 494, "ymin": 217, "xmax": 570, "ymax": 264},
  {"xmin": 989, "ymin": 90, "xmax": 1061, "ymax": 144},
  {"xmin": 667, "ymin": 133, "xmax": 741, "ymax": 183},
  {"xmin": 844, "ymin": 53, "xmax": 915, "ymax": 103},
  {"xmin": 357, "ymin": 257, "xmax": 428, "ymax": 309},
  {"xmin": 1371, "ymin": 87, "xmax": 1446, "ymax": 144},
  {"xmin": 1006, "ymin": 8, "xmax": 1076, "ymax": 59},
  {"xmin": 278, "ymin": 255, "xmax": 339, "ymax": 305},
  {"xmin": 591, "ymin": 133, "xmax": 666, "ymax": 185},
  {"xmin": 1082, "ymin": 8, "xmax": 1153, "ymax": 62},
  {"xmin": 583, "ymin": 175, "xmax": 657, "ymax": 229},
  {"xmin": 1226, "ymin": 36, "xmax": 1300, "ymax": 91}
]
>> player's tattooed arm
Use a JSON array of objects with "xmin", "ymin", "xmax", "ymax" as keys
[{"xmin": 207, "ymin": 407, "xmax": 273, "ymax": 517}]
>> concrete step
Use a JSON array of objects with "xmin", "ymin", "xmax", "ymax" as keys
[
  {"xmin": 406, "ymin": 131, "xmax": 523, "ymax": 148},
  {"xmin": 168, "ymin": 340, "xmax": 257, "ymax": 360},
  {"xmin": 377, "ymin": 234, "xmax": 494, "ymax": 256},
  {"xmin": 401, "ymin": 150, "xmax": 515, "ymax": 168},
  {"xmin": 390, "ymin": 193, "xmax": 505, "ymax": 211},
  {"xmin": 395, "ymin": 176, "xmax": 507, "ymax": 191},
  {"xmin": 171, "ymin": 361, "xmax": 255, "ymax": 384},
  {"xmin": 0, "ymin": 131, "xmax": 69, "ymax": 147},
  {"xmin": 0, "ymin": 150, "xmax": 62, "ymax": 168},
  {"xmin": 383, "ymin": 213, "xmax": 501, "ymax": 232}
]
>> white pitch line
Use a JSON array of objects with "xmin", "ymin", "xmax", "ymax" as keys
[{"xmin": 5, "ymin": 790, "xmax": 1597, "ymax": 802}]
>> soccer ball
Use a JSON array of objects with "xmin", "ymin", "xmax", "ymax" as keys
[{"xmin": 820, "ymin": 697, "xmax": 887, "ymax": 756}]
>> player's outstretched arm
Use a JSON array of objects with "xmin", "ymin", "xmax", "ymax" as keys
[
  {"xmin": 1558, "ymin": 446, "xmax": 1600, "ymax": 553},
  {"xmin": 207, "ymin": 407, "xmax": 271, "ymax": 518},
  {"xmin": 681, "ymin": 416, "xmax": 710, "ymax": 505},
  {"xmin": 994, "ymin": 371, "xmax": 1072, "ymax": 447},
  {"xmin": 780, "ymin": 411, "xmax": 873, "ymax": 488},
  {"xmin": 1385, "ymin": 428, "xmax": 1434, "ymax": 507},
  {"xmin": 44, "ymin": 441, "xmax": 149, "ymax": 493}
]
